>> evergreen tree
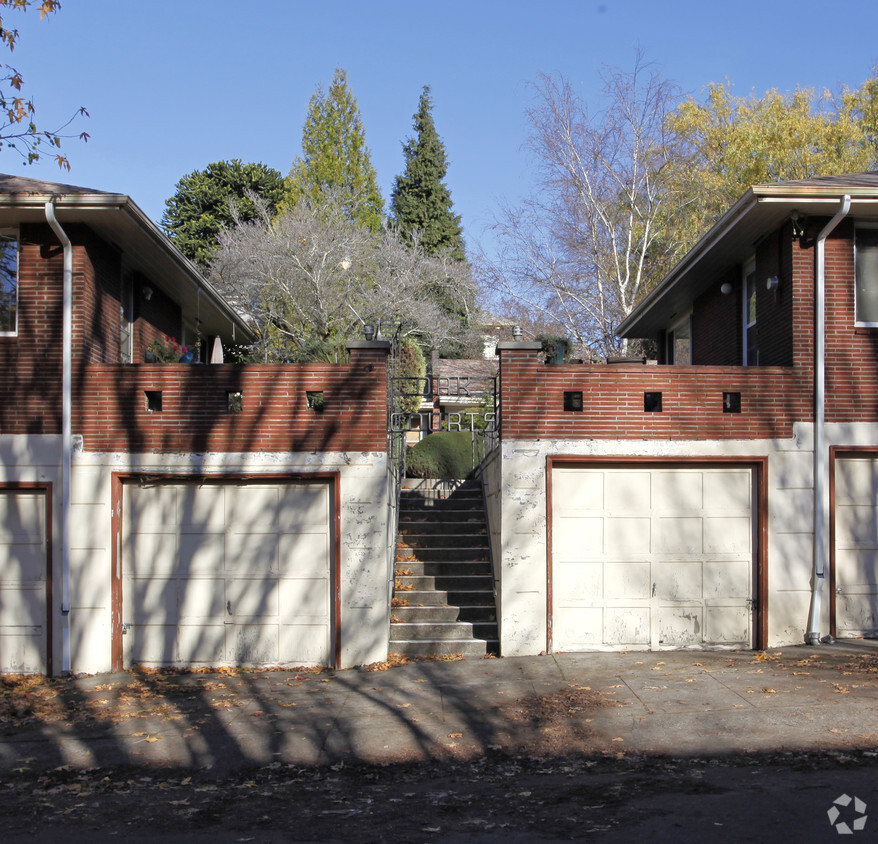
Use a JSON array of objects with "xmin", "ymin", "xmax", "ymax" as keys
[
  {"xmin": 390, "ymin": 86, "xmax": 465, "ymax": 260},
  {"xmin": 284, "ymin": 68, "xmax": 384, "ymax": 231},
  {"xmin": 162, "ymin": 160, "xmax": 285, "ymax": 267}
]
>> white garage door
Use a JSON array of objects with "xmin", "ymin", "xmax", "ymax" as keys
[
  {"xmin": 551, "ymin": 465, "xmax": 756, "ymax": 651},
  {"xmin": 834, "ymin": 456, "xmax": 878, "ymax": 637},
  {"xmin": 122, "ymin": 481, "xmax": 332, "ymax": 668},
  {"xmin": 0, "ymin": 490, "xmax": 48, "ymax": 673}
]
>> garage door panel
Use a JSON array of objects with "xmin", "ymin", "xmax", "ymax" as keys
[
  {"xmin": 551, "ymin": 465, "xmax": 755, "ymax": 653},
  {"xmin": 837, "ymin": 595, "xmax": 878, "ymax": 634},
  {"xmin": 836, "ymin": 505, "xmax": 878, "ymax": 547},
  {"xmin": 655, "ymin": 561, "xmax": 703, "ymax": 601},
  {"xmin": 654, "ymin": 472, "xmax": 703, "ymax": 511},
  {"xmin": 656, "ymin": 517, "xmax": 702, "ymax": 554},
  {"xmin": 127, "ymin": 578, "xmax": 179, "ymax": 623},
  {"xmin": 836, "ymin": 550, "xmax": 878, "ymax": 587},
  {"xmin": 281, "ymin": 624, "xmax": 330, "ymax": 665},
  {"xmin": 704, "ymin": 471, "xmax": 752, "ymax": 510},
  {"xmin": 178, "ymin": 485, "xmax": 226, "ymax": 530},
  {"xmin": 554, "ymin": 560, "xmax": 601, "ymax": 604},
  {"xmin": 226, "ymin": 486, "xmax": 279, "ymax": 530},
  {"xmin": 232, "ymin": 624, "xmax": 279, "ymax": 664},
  {"xmin": 1, "ymin": 584, "xmax": 45, "ymax": 624},
  {"xmin": 128, "ymin": 532, "xmax": 179, "ymax": 576},
  {"xmin": 1, "ymin": 630, "xmax": 45, "ymax": 672},
  {"xmin": 124, "ymin": 624, "xmax": 176, "ymax": 664},
  {"xmin": 279, "ymin": 532, "xmax": 329, "ymax": 576},
  {"xmin": 0, "ymin": 544, "xmax": 45, "ymax": 582},
  {"xmin": 605, "ymin": 561, "xmax": 650, "ymax": 600},
  {"xmin": 705, "ymin": 560, "xmax": 752, "ymax": 599},
  {"xmin": 554, "ymin": 606, "xmax": 603, "ymax": 648},
  {"xmin": 704, "ymin": 517, "xmax": 751, "ymax": 553},
  {"xmin": 605, "ymin": 607, "xmax": 650, "ymax": 645},
  {"xmin": 704, "ymin": 605, "xmax": 750, "ymax": 644},
  {"xmin": 122, "ymin": 481, "xmax": 332, "ymax": 668},
  {"xmin": 178, "ymin": 578, "xmax": 225, "ymax": 620},
  {"xmin": 277, "ymin": 486, "xmax": 330, "ymax": 526},
  {"xmin": 280, "ymin": 578, "xmax": 329, "ymax": 623},
  {"xmin": 0, "ymin": 493, "xmax": 45, "ymax": 541},
  {"xmin": 606, "ymin": 473, "xmax": 651, "ymax": 512},
  {"xmin": 554, "ymin": 517, "xmax": 603, "ymax": 557},
  {"xmin": 126, "ymin": 485, "xmax": 178, "ymax": 530},
  {"xmin": 227, "ymin": 577, "xmax": 280, "ymax": 619},
  {"xmin": 657, "ymin": 606, "xmax": 703, "ymax": 646},
  {"xmin": 554, "ymin": 470, "xmax": 603, "ymax": 511},
  {"xmin": 836, "ymin": 459, "xmax": 878, "ymax": 504},
  {"xmin": 177, "ymin": 622, "xmax": 227, "ymax": 664},
  {"xmin": 606, "ymin": 518, "xmax": 650, "ymax": 555},
  {"xmin": 225, "ymin": 532, "xmax": 279, "ymax": 572},
  {"xmin": 178, "ymin": 532, "xmax": 226, "ymax": 573}
]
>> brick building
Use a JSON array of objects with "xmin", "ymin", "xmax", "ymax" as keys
[
  {"xmin": 485, "ymin": 173, "xmax": 878, "ymax": 656},
  {"xmin": 0, "ymin": 175, "xmax": 391, "ymax": 675}
]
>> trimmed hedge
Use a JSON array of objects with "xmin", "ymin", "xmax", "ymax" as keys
[{"xmin": 406, "ymin": 432, "xmax": 474, "ymax": 479}]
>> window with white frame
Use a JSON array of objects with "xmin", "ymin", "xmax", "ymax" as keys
[
  {"xmin": 743, "ymin": 257, "xmax": 757, "ymax": 366},
  {"xmin": 0, "ymin": 230, "xmax": 18, "ymax": 335},
  {"xmin": 855, "ymin": 224, "xmax": 878, "ymax": 326}
]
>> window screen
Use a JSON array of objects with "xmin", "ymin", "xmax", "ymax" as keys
[{"xmin": 855, "ymin": 227, "xmax": 878, "ymax": 325}]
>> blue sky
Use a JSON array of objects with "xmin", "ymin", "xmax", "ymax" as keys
[{"xmin": 6, "ymin": 0, "xmax": 878, "ymax": 259}]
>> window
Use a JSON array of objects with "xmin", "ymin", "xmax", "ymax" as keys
[
  {"xmin": 855, "ymin": 225, "xmax": 878, "ymax": 326},
  {"xmin": 743, "ymin": 258, "xmax": 758, "ymax": 365},
  {"xmin": 120, "ymin": 271, "xmax": 134, "ymax": 363},
  {"xmin": 665, "ymin": 314, "xmax": 691, "ymax": 365},
  {"xmin": 0, "ymin": 231, "xmax": 18, "ymax": 335}
]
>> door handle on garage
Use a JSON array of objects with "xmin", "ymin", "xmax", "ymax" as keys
[
  {"xmin": 227, "ymin": 600, "xmax": 232, "ymax": 615},
  {"xmin": 652, "ymin": 582, "xmax": 656, "ymax": 597}
]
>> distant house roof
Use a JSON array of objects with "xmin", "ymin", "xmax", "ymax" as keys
[
  {"xmin": 619, "ymin": 172, "xmax": 878, "ymax": 339},
  {"xmin": 0, "ymin": 173, "xmax": 252, "ymax": 343}
]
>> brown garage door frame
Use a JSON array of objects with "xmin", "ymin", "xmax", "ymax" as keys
[
  {"xmin": 0, "ymin": 482, "xmax": 52, "ymax": 675},
  {"xmin": 111, "ymin": 472, "xmax": 341, "ymax": 671},
  {"xmin": 829, "ymin": 446, "xmax": 878, "ymax": 638},
  {"xmin": 546, "ymin": 456, "xmax": 768, "ymax": 652}
]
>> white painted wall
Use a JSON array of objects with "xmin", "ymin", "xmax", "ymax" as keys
[
  {"xmin": 494, "ymin": 424, "xmax": 843, "ymax": 654},
  {"xmin": 21, "ymin": 446, "xmax": 390, "ymax": 674}
]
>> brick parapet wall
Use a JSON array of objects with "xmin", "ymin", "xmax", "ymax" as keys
[
  {"xmin": 75, "ymin": 354, "xmax": 388, "ymax": 453},
  {"xmin": 498, "ymin": 348, "xmax": 810, "ymax": 441}
]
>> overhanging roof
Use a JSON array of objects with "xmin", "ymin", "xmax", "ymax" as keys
[
  {"xmin": 0, "ymin": 174, "xmax": 253, "ymax": 342},
  {"xmin": 618, "ymin": 172, "xmax": 878, "ymax": 339}
]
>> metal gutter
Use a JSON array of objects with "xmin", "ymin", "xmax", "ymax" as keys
[
  {"xmin": 44, "ymin": 202, "xmax": 72, "ymax": 674},
  {"xmin": 805, "ymin": 195, "xmax": 851, "ymax": 645}
]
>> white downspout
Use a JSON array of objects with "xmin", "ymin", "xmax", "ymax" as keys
[
  {"xmin": 805, "ymin": 194, "xmax": 851, "ymax": 645},
  {"xmin": 45, "ymin": 202, "xmax": 73, "ymax": 673}
]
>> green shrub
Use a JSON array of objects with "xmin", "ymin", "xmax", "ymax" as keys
[
  {"xmin": 397, "ymin": 337, "xmax": 427, "ymax": 414},
  {"xmin": 406, "ymin": 432, "xmax": 474, "ymax": 479}
]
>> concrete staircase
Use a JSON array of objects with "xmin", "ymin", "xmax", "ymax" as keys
[{"xmin": 390, "ymin": 478, "xmax": 498, "ymax": 657}]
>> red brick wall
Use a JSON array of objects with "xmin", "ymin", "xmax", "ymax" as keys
[
  {"xmin": 692, "ymin": 266, "xmax": 739, "ymax": 365},
  {"xmin": 820, "ymin": 221, "xmax": 878, "ymax": 422},
  {"xmin": 0, "ymin": 225, "xmax": 64, "ymax": 432},
  {"xmin": 75, "ymin": 347, "xmax": 388, "ymax": 453},
  {"xmin": 498, "ymin": 347, "xmax": 811, "ymax": 441},
  {"xmin": 753, "ymin": 227, "xmax": 794, "ymax": 366}
]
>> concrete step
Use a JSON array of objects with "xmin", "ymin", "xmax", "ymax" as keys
[
  {"xmin": 389, "ymin": 621, "xmax": 475, "ymax": 641},
  {"xmin": 389, "ymin": 639, "xmax": 487, "ymax": 658},
  {"xmin": 395, "ymin": 574, "xmax": 494, "ymax": 592},
  {"xmin": 392, "ymin": 589, "xmax": 496, "ymax": 607},
  {"xmin": 398, "ymin": 519, "xmax": 487, "ymax": 535},
  {"xmin": 395, "ymin": 561, "xmax": 493, "ymax": 577},
  {"xmin": 390, "ymin": 605, "xmax": 461, "ymax": 622}
]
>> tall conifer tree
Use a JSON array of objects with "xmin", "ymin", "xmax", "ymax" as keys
[
  {"xmin": 284, "ymin": 68, "xmax": 384, "ymax": 231},
  {"xmin": 391, "ymin": 86, "xmax": 465, "ymax": 261}
]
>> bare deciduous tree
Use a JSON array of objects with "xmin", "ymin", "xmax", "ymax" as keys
[
  {"xmin": 210, "ymin": 188, "xmax": 479, "ymax": 361},
  {"xmin": 481, "ymin": 54, "xmax": 680, "ymax": 357}
]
